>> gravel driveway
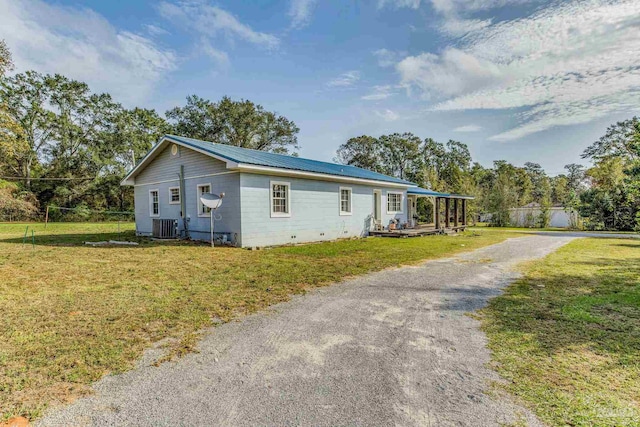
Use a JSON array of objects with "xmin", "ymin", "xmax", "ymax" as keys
[{"xmin": 38, "ymin": 235, "xmax": 575, "ymax": 427}]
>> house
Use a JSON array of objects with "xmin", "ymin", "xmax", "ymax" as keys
[
  {"xmin": 509, "ymin": 202, "xmax": 579, "ymax": 228},
  {"xmin": 122, "ymin": 135, "xmax": 471, "ymax": 247}
]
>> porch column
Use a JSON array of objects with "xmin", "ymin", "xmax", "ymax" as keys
[
  {"xmin": 454, "ymin": 198, "xmax": 459, "ymax": 227},
  {"xmin": 434, "ymin": 197, "xmax": 440, "ymax": 230},
  {"xmin": 445, "ymin": 198, "xmax": 451, "ymax": 229},
  {"xmin": 462, "ymin": 199, "xmax": 467, "ymax": 226}
]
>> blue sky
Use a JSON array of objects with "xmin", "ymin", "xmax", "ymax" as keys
[{"xmin": 2, "ymin": 0, "xmax": 639, "ymax": 175}]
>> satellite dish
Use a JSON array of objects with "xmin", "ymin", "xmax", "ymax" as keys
[
  {"xmin": 200, "ymin": 193, "xmax": 225, "ymax": 248},
  {"xmin": 200, "ymin": 193, "xmax": 224, "ymax": 210}
]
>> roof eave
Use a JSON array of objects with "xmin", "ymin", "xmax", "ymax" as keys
[
  {"xmin": 236, "ymin": 164, "xmax": 413, "ymax": 188},
  {"xmin": 447, "ymin": 194, "xmax": 475, "ymax": 200},
  {"xmin": 120, "ymin": 135, "xmax": 240, "ymax": 186},
  {"xmin": 121, "ymin": 134, "xmax": 415, "ymax": 188}
]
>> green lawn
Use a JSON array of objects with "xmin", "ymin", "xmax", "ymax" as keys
[
  {"xmin": 471, "ymin": 224, "xmax": 639, "ymax": 234},
  {"xmin": 0, "ymin": 222, "xmax": 514, "ymax": 421},
  {"xmin": 481, "ymin": 238, "xmax": 640, "ymax": 427}
]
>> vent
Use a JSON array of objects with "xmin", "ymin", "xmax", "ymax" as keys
[{"xmin": 152, "ymin": 219, "xmax": 178, "ymax": 239}]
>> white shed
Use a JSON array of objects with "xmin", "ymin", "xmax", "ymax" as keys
[{"xmin": 509, "ymin": 203, "xmax": 579, "ymax": 228}]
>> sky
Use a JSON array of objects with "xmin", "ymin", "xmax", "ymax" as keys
[{"xmin": 1, "ymin": 0, "xmax": 639, "ymax": 176}]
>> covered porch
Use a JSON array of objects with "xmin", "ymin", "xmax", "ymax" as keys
[{"xmin": 369, "ymin": 187, "xmax": 473, "ymax": 238}]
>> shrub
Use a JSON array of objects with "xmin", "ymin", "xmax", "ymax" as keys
[{"xmin": 0, "ymin": 180, "xmax": 38, "ymax": 221}]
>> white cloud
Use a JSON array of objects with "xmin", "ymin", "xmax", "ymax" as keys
[
  {"xmin": 397, "ymin": 0, "xmax": 640, "ymax": 141},
  {"xmin": 145, "ymin": 24, "xmax": 170, "ymax": 37},
  {"xmin": 0, "ymin": 0, "xmax": 176, "ymax": 105},
  {"xmin": 200, "ymin": 38, "xmax": 230, "ymax": 67},
  {"xmin": 375, "ymin": 109, "xmax": 400, "ymax": 121},
  {"xmin": 453, "ymin": 124, "xmax": 482, "ymax": 132},
  {"xmin": 430, "ymin": 0, "xmax": 534, "ymax": 14},
  {"xmin": 288, "ymin": 0, "xmax": 317, "ymax": 29},
  {"xmin": 377, "ymin": 0, "xmax": 423, "ymax": 9},
  {"xmin": 158, "ymin": 1, "xmax": 279, "ymax": 49},
  {"xmin": 361, "ymin": 85, "xmax": 396, "ymax": 101},
  {"xmin": 397, "ymin": 48, "xmax": 502, "ymax": 97},
  {"xmin": 432, "ymin": 0, "xmax": 539, "ymax": 37},
  {"xmin": 373, "ymin": 49, "xmax": 406, "ymax": 67},
  {"xmin": 327, "ymin": 71, "xmax": 361, "ymax": 88},
  {"xmin": 439, "ymin": 17, "xmax": 491, "ymax": 37}
]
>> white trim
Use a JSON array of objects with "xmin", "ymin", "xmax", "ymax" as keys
[
  {"xmin": 185, "ymin": 171, "xmax": 238, "ymax": 181},
  {"xmin": 135, "ymin": 177, "xmax": 179, "ymax": 187},
  {"xmin": 197, "ymin": 183, "xmax": 212, "ymax": 217},
  {"xmin": 149, "ymin": 189, "xmax": 160, "ymax": 217},
  {"xmin": 121, "ymin": 136, "xmax": 239, "ymax": 185},
  {"xmin": 238, "ymin": 164, "xmax": 411, "ymax": 188},
  {"xmin": 122, "ymin": 135, "xmax": 413, "ymax": 189},
  {"xmin": 339, "ymin": 186, "xmax": 352, "ymax": 216},
  {"xmin": 270, "ymin": 180, "xmax": 291, "ymax": 218},
  {"xmin": 373, "ymin": 189, "xmax": 382, "ymax": 224},
  {"xmin": 133, "ymin": 171, "xmax": 239, "ymax": 187},
  {"xmin": 386, "ymin": 191, "xmax": 403, "ymax": 214},
  {"xmin": 122, "ymin": 135, "xmax": 415, "ymax": 189},
  {"xmin": 168, "ymin": 186, "xmax": 181, "ymax": 205}
]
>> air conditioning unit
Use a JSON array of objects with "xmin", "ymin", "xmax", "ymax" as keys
[{"xmin": 152, "ymin": 219, "xmax": 178, "ymax": 239}]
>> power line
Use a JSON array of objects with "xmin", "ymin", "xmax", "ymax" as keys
[
  {"xmin": 48, "ymin": 206, "xmax": 134, "ymax": 215},
  {"xmin": 0, "ymin": 176, "xmax": 93, "ymax": 181}
]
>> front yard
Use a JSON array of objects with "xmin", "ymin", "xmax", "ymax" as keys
[
  {"xmin": 482, "ymin": 237, "xmax": 640, "ymax": 426},
  {"xmin": 0, "ymin": 222, "xmax": 513, "ymax": 421}
]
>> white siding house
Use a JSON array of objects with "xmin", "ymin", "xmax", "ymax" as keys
[{"xmin": 123, "ymin": 135, "xmax": 419, "ymax": 248}]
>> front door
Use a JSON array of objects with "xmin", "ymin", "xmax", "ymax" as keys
[
  {"xmin": 373, "ymin": 190, "xmax": 382, "ymax": 227},
  {"xmin": 407, "ymin": 195, "xmax": 415, "ymax": 227}
]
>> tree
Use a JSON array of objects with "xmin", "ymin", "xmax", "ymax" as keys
[
  {"xmin": 421, "ymin": 138, "xmax": 446, "ymax": 190},
  {"xmin": 167, "ymin": 95, "xmax": 299, "ymax": 154},
  {"xmin": 100, "ymin": 108, "xmax": 169, "ymax": 210},
  {"xmin": 487, "ymin": 161, "xmax": 519, "ymax": 226},
  {"xmin": 0, "ymin": 70, "xmax": 144, "ymax": 212},
  {"xmin": 33, "ymin": 75, "xmax": 123, "ymax": 211},
  {"xmin": 0, "ymin": 39, "xmax": 12, "ymax": 77},
  {"xmin": 564, "ymin": 163, "xmax": 586, "ymax": 193},
  {"xmin": 165, "ymin": 95, "xmax": 220, "ymax": 142},
  {"xmin": 581, "ymin": 117, "xmax": 640, "ymax": 230},
  {"xmin": 0, "ymin": 179, "xmax": 38, "ymax": 221},
  {"xmin": 550, "ymin": 175, "xmax": 569, "ymax": 205},
  {"xmin": 523, "ymin": 162, "xmax": 549, "ymax": 203},
  {"xmin": 378, "ymin": 133, "xmax": 422, "ymax": 181},
  {"xmin": 106, "ymin": 108, "xmax": 169, "ymax": 170},
  {"xmin": 0, "ymin": 40, "xmax": 24, "ymax": 179},
  {"xmin": 440, "ymin": 140, "xmax": 472, "ymax": 193},
  {"xmin": 335, "ymin": 135, "xmax": 383, "ymax": 172},
  {"xmin": 0, "ymin": 71, "xmax": 57, "ymax": 190},
  {"xmin": 582, "ymin": 117, "xmax": 640, "ymax": 162}
]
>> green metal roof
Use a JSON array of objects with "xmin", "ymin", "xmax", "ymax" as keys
[
  {"xmin": 407, "ymin": 187, "xmax": 450, "ymax": 197},
  {"xmin": 407, "ymin": 187, "xmax": 475, "ymax": 199},
  {"xmin": 165, "ymin": 135, "xmax": 415, "ymax": 185}
]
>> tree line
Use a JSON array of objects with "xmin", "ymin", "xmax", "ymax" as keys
[
  {"xmin": 0, "ymin": 41, "xmax": 298, "ymax": 221},
  {"xmin": 335, "ymin": 121, "xmax": 640, "ymax": 230},
  {"xmin": 1, "ymin": 40, "xmax": 638, "ymax": 230}
]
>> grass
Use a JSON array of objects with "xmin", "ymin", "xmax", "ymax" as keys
[
  {"xmin": 471, "ymin": 224, "xmax": 639, "ymax": 234},
  {"xmin": 481, "ymin": 238, "xmax": 640, "ymax": 427},
  {"xmin": 0, "ymin": 222, "xmax": 515, "ymax": 421}
]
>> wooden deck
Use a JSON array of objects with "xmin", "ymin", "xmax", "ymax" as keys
[{"xmin": 369, "ymin": 225, "xmax": 467, "ymax": 238}]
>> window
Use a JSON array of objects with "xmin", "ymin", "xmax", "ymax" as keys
[
  {"xmin": 149, "ymin": 190, "xmax": 159, "ymax": 217},
  {"xmin": 168, "ymin": 187, "xmax": 180, "ymax": 204},
  {"xmin": 270, "ymin": 181, "xmax": 290, "ymax": 217},
  {"xmin": 197, "ymin": 184, "xmax": 211, "ymax": 217},
  {"xmin": 339, "ymin": 187, "xmax": 352, "ymax": 215},
  {"xmin": 387, "ymin": 192, "xmax": 403, "ymax": 213}
]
